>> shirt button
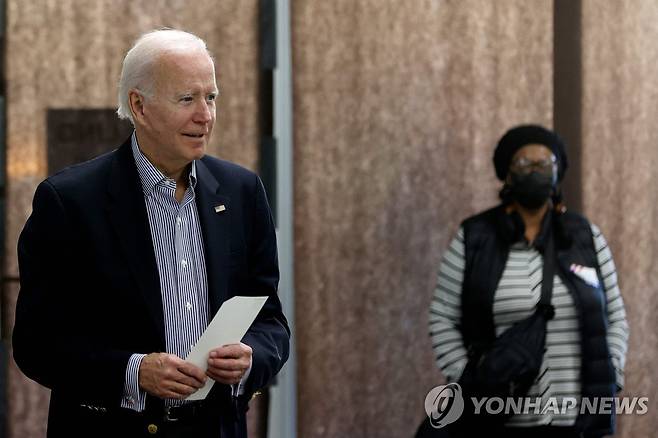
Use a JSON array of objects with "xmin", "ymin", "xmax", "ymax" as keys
[
  {"xmin": 147, "ymin": 424, "xmax": 158, "ymax": 434},
  {"xmin": 181, "ymin": 259, "xmax": 187, "ymax": 268},
  {"xmin": 176, "ymin": 216, "xmax": 182, "ymax": 226},
  {"xmin": 186, "ymin": 301, "xmax": 192, "ymax": 311}
]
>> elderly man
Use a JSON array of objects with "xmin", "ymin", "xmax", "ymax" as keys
[{"xmin": 12, "ymin": 29, "xmax": 289, "ymax": 438}]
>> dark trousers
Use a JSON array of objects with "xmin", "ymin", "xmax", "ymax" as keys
[{"xmin": 47, "ymin": 402, "xmax": 226, "ymax": 438}]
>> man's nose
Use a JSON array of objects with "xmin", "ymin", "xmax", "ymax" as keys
[{"xmin": 194, "ymin": 100, "xmax": 213, "ymax": 123}]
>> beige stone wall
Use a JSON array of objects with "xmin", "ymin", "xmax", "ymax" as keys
[
  {"xmin": 7, "ymin": 2, "xmax": 658, "ymax": 438},
  {"xmin": 292, "ymin": 1, "xmax": 552, "ymax": 436},
  {"xmin": 5, "ymin": 1, "xmax": 260, "ymax": 436},
  {"xmin": 581, "ymin": 1, "xmax": 658, "ymax": 436}
]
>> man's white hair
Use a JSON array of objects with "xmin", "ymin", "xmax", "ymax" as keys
[{"xmin": 117, "ymin": 29, "xmax": 212, "ymax": 124}]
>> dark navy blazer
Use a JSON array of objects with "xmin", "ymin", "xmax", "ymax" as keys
[{"xmin": 13, "ymin": 137, "xmax": 290, "ymax": 438}]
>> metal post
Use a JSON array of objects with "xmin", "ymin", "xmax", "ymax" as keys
[{"xmin": 267, "ymin": 0, "xmax": 296, "ymax": 437}]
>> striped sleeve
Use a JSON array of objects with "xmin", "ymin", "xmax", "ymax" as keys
[
  {"xmin": 591, "ymin": 223, "xmax": 629, "ymax": 390},
  {"xmin": 429, "ymin": 227, "xmax": 468, "ymax": 382},
  {"xmin": 121, "ymin": 353, "xmax": 147, "ymax": 411}
]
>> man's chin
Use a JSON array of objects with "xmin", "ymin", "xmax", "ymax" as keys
[
  {"xmin": 192, "ymin": 145, "xmax": 206, "ymax": 158},
  {"xmin": 184, "ymin": 143, "xmax": 207, "ymax": 159}
]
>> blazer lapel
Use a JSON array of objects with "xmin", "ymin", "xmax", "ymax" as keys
[
  {"xmin": 106, "ymin": 139, "xmax": 165, "ymax": 346},
  {"xmin": 194, "ymin": 159, "xmax": 230, "ymax": 316}
]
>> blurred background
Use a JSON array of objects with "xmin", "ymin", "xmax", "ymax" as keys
[{"xmin": 0, "ymin": 0, "xmax": 656, "ymax": 437}]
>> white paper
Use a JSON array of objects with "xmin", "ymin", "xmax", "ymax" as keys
[{"xmin": 184, "ymin": 295, "xmax": 268, "ymax": 400}]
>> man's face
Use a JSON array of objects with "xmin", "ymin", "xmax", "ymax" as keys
[{"xmin": 133, "ymin": 49, "xmax": 218, "ymax": 172}]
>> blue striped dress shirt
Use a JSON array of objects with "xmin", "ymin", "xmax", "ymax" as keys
[{"xmin": 121, "ymin": 133, "xmax": 211, "ymax": 411}]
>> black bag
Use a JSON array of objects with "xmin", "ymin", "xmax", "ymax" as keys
[{"xmin": 458, "ymin": 233, "xmax": 556, "ymax": 416}]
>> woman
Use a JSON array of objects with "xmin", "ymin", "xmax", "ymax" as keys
[{"xmin": 428, "ymin": 125, "xmax": 628, "ymax": 437}]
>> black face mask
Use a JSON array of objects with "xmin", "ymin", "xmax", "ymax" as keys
[{"xmin": 509, "ymin": 171, "xmax": 554, "ymax": 209}]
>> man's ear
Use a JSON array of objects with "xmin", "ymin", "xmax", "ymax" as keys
[{"xmin": 129, "ymin": 90, "xmax": 147, "ymax": 126}]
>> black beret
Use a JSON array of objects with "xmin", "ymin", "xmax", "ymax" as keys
[{"xmin": 493, "ymin": 124, "xmax": 568, "ymax": 181}]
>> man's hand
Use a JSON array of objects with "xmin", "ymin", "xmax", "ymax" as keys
[
  {"xmin": 207, "ymin": 343, "xmax": 252, "ymax": 385},
  {"xmin": 138, "ymin": 353, "xmax": 206, "ymax": 399}
]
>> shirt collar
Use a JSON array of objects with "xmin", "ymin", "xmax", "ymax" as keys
[{"xmin": 130, "ymin": 131, "xmax": 197, "ymax": 195}]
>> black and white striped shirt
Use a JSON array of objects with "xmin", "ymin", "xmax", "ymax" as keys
[
  {"xmin": 429, "ymin": 223, "xmax": 629, "ymax": 426},
  {"xmin": 121, "ymin": 133, "xmax": 210, "ymax": 411}
]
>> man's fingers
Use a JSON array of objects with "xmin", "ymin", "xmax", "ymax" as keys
[
  {"xmin": 210, "ymin": 344, "xmax": 241, "ymax": 358},
  {"xmin": 139, "ymin": 353, "xmax": 208, "ymax": 399},
  {"xmin": 209, "ymin": 343, "xmax": 252, "ymax": 359},
  {"xmin": 209, "ymin": 357, "xmax": 248, "ymax": 371},
  {"xmin": 177, "ymin": 362, "xmax": 207, "ymax": 385},
  {"xmin": 162, "ymin": 381, "xmax": 199, "ymax": 399},
  {"xmin": 158, "ymin": 372, "xmax": 204, "ymax": 398},
  {"xmin": 175, "ymin": 370, "xmax": 206, "ymax": 389},
  {"xmin": 206, "ymin": 368, "xmax": 242, "ymax": 385}
]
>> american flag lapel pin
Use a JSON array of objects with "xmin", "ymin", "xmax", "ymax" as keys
[{"xmin": 214, "ymin": 204, "xmax": 226, "ymax": 213}]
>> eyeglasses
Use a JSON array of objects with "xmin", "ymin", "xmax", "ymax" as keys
[{"xmin": 509, "ymin": 156, "xmax": 557, "ymax": 175}]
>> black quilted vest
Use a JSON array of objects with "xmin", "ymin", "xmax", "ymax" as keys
[{"xmin": 460, "ymin": 205, "xmax": 616, "ymax": 436}]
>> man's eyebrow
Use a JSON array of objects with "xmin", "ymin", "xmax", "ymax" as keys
[{"xmin": 175, "ymin": 89, "xmax": 218, "ymax": 97}]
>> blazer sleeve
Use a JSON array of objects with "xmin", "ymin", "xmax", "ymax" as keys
[
  {"xmin": 12, "ymin": 180, "xmax": 132, "ymax": 405},
  {"xmin": 239, "ymin": 174, "xmax": 290, "ymax": 399}
]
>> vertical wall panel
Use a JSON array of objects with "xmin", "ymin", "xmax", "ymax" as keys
[
  {"xmin": 4, "ymin": 2, "xmax": 260, "ymax": 436},
  {"xmin": 292, "ymin": 1, "xmax": 552, "ymax": 436},
  {"xmin": 581, "ymin": 1, "xmax": 658, "ymax": 437}
]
